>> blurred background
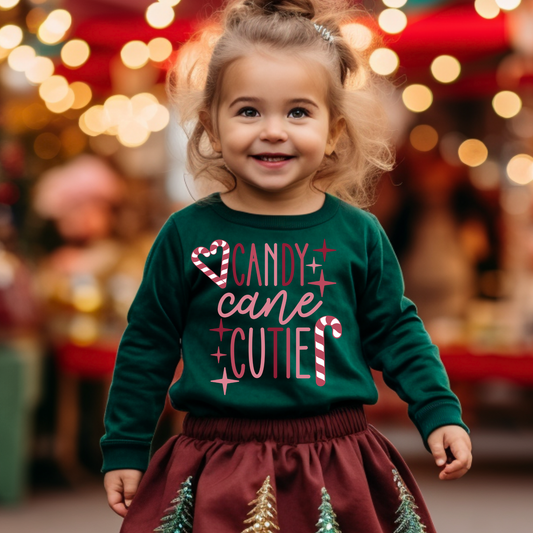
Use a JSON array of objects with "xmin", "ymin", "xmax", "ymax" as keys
[{"xmin": 0, "ymin": 0, "xmax": 533, "ymax": 531}]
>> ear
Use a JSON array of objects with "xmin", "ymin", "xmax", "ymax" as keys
[
  {"xmin": 199, "ymin": 109, "xmax": 222, "ymax": 153},
  {"xmin": 325, "ymin": 116, "xmax": 345, "ymax": 156}
]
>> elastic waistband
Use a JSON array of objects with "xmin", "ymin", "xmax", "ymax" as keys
[{"xmin": 181, "ymin": 403, "xmax": 367, "ymax": 444}]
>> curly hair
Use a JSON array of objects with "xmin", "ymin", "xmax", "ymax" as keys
[{"xmin": 166, "ymin": 0, "xmax": 395, "ymax": 208}]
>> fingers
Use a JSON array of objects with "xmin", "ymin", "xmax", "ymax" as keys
[
  {"xmin": 427, "ymin": 434, "xmax": 447, "ymax": 468},
  {"xmin": 439, "ymin": 439, "xmax": 472, "ymax": 481},
  {"xmin": 106, "ymin": 485, "xmax": 129, "ymax": 518},
  {"xmin": 104, "ymin": 470, "xmax": 144, "ymax": 517}
]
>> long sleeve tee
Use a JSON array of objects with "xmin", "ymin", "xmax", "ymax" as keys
[{"xmin": 100, "ymin": 192, "xmax": 469, "ymax": 473}]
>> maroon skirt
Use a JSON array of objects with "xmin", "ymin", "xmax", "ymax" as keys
[{"xmin": 119, "ymin": 404, "xmax": 437, "ymax": 533}]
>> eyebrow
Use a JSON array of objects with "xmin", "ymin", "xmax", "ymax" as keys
[{"xmin": 228, "ymin": 96, "xmax": 319, "ymax": 109}]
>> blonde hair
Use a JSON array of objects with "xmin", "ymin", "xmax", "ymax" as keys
[{"xmin": 166, "ymin": 0, "xmax": 395, "ymax": 208}]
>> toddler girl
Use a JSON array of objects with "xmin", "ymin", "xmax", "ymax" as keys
[{"xmin": 101, "ymin": 1, "xmax": 472, "ymax": 531}]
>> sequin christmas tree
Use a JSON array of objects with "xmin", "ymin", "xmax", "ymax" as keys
[
  {"xmin": 392, "ymin": 469, "xmax": 427, "ymax": 533},
  {"xmin": 315, "ymin": 487, "xmax": 343, "ymax": 533},
  {"xmin": 153, "ymin": 476, "xmax": 194, "ymax": 533},
  {"xmin": 241, "ymin": 475, "xmax": 280, "ymax": 533}
]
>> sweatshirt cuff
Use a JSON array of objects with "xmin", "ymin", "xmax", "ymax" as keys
[
  {"xmin": 100, "ymin": 440, "xmax": 151, "ymax": 474},
  {"xmin": 414, "ymin": 401, "xmax": 470, "ymax": 453}
]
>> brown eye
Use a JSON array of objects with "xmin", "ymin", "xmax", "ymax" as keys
[
  {"xmin": 239, "ymin": 107, "xmax": 259, "ymax": 118},
  {"xmin": 289, "ymin": 107, "xmax": 310, "ymax": 119}
]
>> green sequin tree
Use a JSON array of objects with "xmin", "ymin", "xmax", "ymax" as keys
[
  {"xmin": 392, "ymin": 469, "xmax": 427, "ymax": 533},
  {"xmin": 315, "ymin": 487, "xmax": 343, "ymax": 533},
  {"xmin": 154, "ymin": 475, "xmax": 194, "ymax": 533},
  {"xmin": 242, "ymin": 475, "xmax": 280, "ymax": 532}
]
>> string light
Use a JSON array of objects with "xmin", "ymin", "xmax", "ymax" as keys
[
  {"xmin": 121, "ymin": 41, "xmax": 150, "ymax": 69},
  {"xmin": 7, "ymin": 45, "xmax": 36, "ymax": 72},
  {"xmin": 475, "ymin": 0, "xmax": 500, "ymax": 18},
  {"xmin": 25, "ymin": 56, "xmax": 54, "ymax": 84},
  {"xmin": 492, "ymin": 91, "xmax": 522, "ymax": 118},
  {"xmin": 0, "ymin": 0, "xmax": 20, "ymax": 9},
  {"xmin": 61, "ymin": 39, "xmax": 90, "ymax": 68},
  {"xmin": 382, "ymin": 0, "xmax": 407, "ymax": 7},
  {"xmin": 506, "ymin": 154, "xmax": 533, "ymax": 184},
  {"xmin": 410, "ymin": 125, "xmax": 439, "ymax": 151},
  {"xmin": 340, "ymin": 23, "xmax": 373, "ymax": 51},
  {"xmin": 146, "ymin": 2, "xmax": 175, "ymax": 29},
  {"xmin": 0, "ymin": 25, "xmax": 23, "ymax": 49},
  {"xmin": 148, "ymin": 37, "xmax": 173, "ymax": 62},
  {"xmin": 495, "ymin": 0, "xmax": 521, "ymax": 10},
  {"xmin": 39, "ymin": 75, "xmax": 69, "ymax": 103},
  {"xmin": 70, "ymin": 81, "xmax": 92, "ymax": 109}
]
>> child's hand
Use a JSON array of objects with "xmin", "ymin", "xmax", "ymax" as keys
[
  {"xmin": 104, "ymin": 469, "xmax": 144, "ymax": 517},
  {"xmin": 427, "ymin": 425, "xmax": 472, "ymax": 481}
]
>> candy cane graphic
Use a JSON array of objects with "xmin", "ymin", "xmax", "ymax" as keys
[
  {"xmin": 191, "ymin": 240, "xmax": 230, "ymax": 288},
  {"xmin": 314, "ymin": 315, "xmax": 342, "ymax": 387}
]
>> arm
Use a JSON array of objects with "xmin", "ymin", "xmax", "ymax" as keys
[
  {"xmin": 100, "ymin": 215, "xmax": 188, "ymax": 474},
  {"xmin": 357, "ymin": 213, "xmax": 470, "ymax": 452}
]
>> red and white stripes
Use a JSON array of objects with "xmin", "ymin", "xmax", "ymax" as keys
[
  {"xmin": 314, "ymin": 315, "xmax": 342, "ymax": 387},
  {"xmin": 191, "ymin": 239, "xmax": 230, "ymax": 288}
]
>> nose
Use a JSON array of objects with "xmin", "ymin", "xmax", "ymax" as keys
[{"xmin": 259, "ymin": 116, "xmax": 288, "ymax": 143}]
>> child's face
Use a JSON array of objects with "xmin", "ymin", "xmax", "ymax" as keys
[{"xmin": 209, "ymin": 51, "xmax": 340, "ymax": 198}]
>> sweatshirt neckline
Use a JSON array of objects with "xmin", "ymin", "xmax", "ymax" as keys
[{"xmin": 207, "ymin": 192, "xmax": 339, "ymax": 229}]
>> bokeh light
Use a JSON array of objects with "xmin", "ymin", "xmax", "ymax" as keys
[
  {"xmin": 506, "ymin": 154, "xmax": 533, "ymax": 184},
  {"xmin": 369, "ymin": 48, "xmax": 399, "ymax": 76},
  {"xmin": 0, "ymin": 24, "xmax": 23, "ymax": 49},
  {"xmin": 25, "ymin": 56, "xmax": 54, "ymax": 84},
  {"xmin": 469, "ymin": 159, "xmax": 501, "ymax": 190},
  {"xmin": 7, "ymin": 45, "xmax": 36, "ymax": 72},
  {"xmin": 61, "ymin": 39, "xmax": 90, "ymax": 68},
  {"xmin": 402, "ymin": 84, "xmax": 433, "ymax": 112},
  {"xmin": 430, "ymin": 55, "xmax": 461, "ymax": 83},
  {"xmin": 146, "ymin": 2, "xmax": 175, "ymax": 29},
  {"xmin": 378, "ymin": 8, "xmax": 408, "ymax": 34},
  {"xmin": 21, "ymin": 102, "xmax": 50, "ymax": 129},
  {"xmin": 341, "ymin": 23, "xmax": 373, "ymax": 51},
  {"xmin": 410, "ymin": 125, "xmax": 439, "ymax": 151},
  {"xmin": 0, "ymin": 0, "xmax": 20, "ymax": 8},
  {"xmin": 495, "ymin": 0, "xmax": 521, "ymax": 10},
  {"xmin": 458, "ymin": 139, "xmax": 488, "ymax": 167},
  {"xmin": 493, "ymin": 91, "xmax": 522, "ymax": 118},
  {"xmin": 39, "ymin": 75, "xmax": 69, "ymax": 103},
  {"xmin": 45, "ymin": 87, "xmax": 75, "ymax": 113},
  {"xmin": 475, "ymin": 0, "xmax": 500, "ymax": 18},
  {"xmin": 121, "ymin": 41, "xmax": 150, "ymax": 69},
  {"xmin": 382, "ymin": 0, "xmax": 407, "ymax": 7},
  {"xmin": 70, "ymin": 81, "xmax": 92, "ymax": 109},
  {"xmin": 148, "ymin": 37, "xmax": 173, "ymax": 62},
  {"xmin": 117, "ymin": 118, "xmax": 151, "ymax": 147}
]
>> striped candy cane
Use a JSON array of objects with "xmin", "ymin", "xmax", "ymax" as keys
[
  {"xmin": 191, "ymin": 240, "xmax": 230, "ymax": 288},
  {"xmin": 314, "ymin": 315, "xmax": 342, "ymax": 387}
]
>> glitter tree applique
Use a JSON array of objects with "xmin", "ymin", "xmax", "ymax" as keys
[
  {"xmin": 154, "ymin": 475, "xmax": 194, "ymax": 533},
  {"xmin": 315, "ymin": 487, "xmax": 343, "ymax": 533},
  {"xmin": 392, "ymin": 468, "xmax": 427, "ymax": 533},
  {"xmin": 241, "ymin": 475, "xmax": 280, "ymax": 532}
]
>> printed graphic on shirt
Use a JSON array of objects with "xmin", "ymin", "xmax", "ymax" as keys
[{"xmin": 191, "ymin": 239, "xmax": 342, "ymax": 395}]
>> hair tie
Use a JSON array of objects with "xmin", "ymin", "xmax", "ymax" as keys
[{"xmin": 313, "ymin": 23, "xmax": 334, "ymax": 44}]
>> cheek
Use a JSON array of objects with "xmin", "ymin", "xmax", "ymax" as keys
[{"xmin": 221, "ymin": 124, "xmax": 254, "ymax": 153}]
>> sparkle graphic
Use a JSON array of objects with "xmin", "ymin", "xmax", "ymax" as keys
[
  {"xmin": 211, "ymin": 347, "xmax": 226, "ymax": 363},
  {"xmin": 211, "ymin": 367, "xmax": 239, "ymax": 395},
  {"xmin": 308, "ymin": 270, "xmax": 336, "ymax": 297},
  {"xmin": 313, "ymin": 239, "xmax": 336, "ymax": 262},
  {"xmin": 209, "ymin": 318, "xmax": 232, "ymax": 341},
  {"xmin": 306, "ymin": 257, "xmax": 322, "ymax": 274}
]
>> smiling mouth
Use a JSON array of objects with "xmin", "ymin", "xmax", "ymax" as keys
[{"xmin": 251, "ymin": 154, "xmax": 295, "ymax": 162}]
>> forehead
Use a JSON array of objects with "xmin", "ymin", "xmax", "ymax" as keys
[{"xmin": 219, "ymin": 51, "xmax": 329, "ymax": 106}]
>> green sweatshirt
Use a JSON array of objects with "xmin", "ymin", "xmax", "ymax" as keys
[{"xmin": 100, "ymin": 192, "xmax": 469, "ymax": 473}]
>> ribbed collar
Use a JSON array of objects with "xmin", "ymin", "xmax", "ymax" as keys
[{"xmin": 207, "ymin": 192, "xmax": 339, "ymax": 229}]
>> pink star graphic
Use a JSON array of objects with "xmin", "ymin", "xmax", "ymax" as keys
[
  {"xmin": 211, "ymin": 368, "xmax": 239, "ymax": 395},
  {"xmin": 313, "ymin": 239, "xmax": 336, "ymax": 262},
  {"xmin": 306, "ymin": 257, "xmax": 322, "ymax": 274},
  {"xmin": 210, "ymin": 318, "xmax": 232, "ymax": 341},
  {"xmin": 211, "ymin": 347, "xmax": 226, "ymax": 363},
  {"xmin": 308, "ymin": 270, "xmax": 336, "ymax": 297}
]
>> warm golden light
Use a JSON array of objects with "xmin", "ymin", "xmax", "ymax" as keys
[
  {"xmin": 430, "ymin": 55, "xmax": 461, "ymax": 84},
  {"xmin": 369, "ymin": 47, "xmax": 399, "ymax": 76},
  {"xmin": 146, "ymin": 2, "xmax": 175, "ymax": 29},
  {"xmin": 61, "ymin": 39, "xmax": 90, "ymax": 68},
  {"xmin": 39, "ymin": 75, "xmax": 69, "ymax": 103},
  {"xmin": 0, "ymin": 24, "xmax": 23, "ymax": 49},
  {"xmin": 158, "ymin": 0, "xmax": 181, "ymax": 5},
  {"xmin": 25, "ymin": 56, "xmax": 54, "ymax": 83},
  {"xmin": 458, "ymin": 139, "xmax": 488, "ymax": 167},
  {"xmin": 69, "ymin": 315, "xmax": 99, "ymax": 346},
  {"xmin": 340, "ymin": 23, "xmax": 373, "ymax": 52},
  {"xmin": 402, "ymin": 84, "xmax": 433, "ymax": 112},
  {"xmin": 44, "ymin": 9, "xmax": 72, "ymax": 34},
  {"xmin": 495, "ymin": 0, "xmax": 521, "ymax": 9},
  {"xmin": 22, "ymin": 102, "xmax": 50, "ymax": 129},
  {"xmin": 469, "ymin": 160, "xmax": 501, "ymax": 190},
  {"xmin": 148, "ymin": 37, "xmax": 173, "ymax": 62},
  {"xmin": 410, "ymin": 125, "xmax": 439, "ymax": 152},
  {"xmin": 104, "ymin": 95, "xmax": 131, "ymax": 130},
  {"xmin": 475, "ymin": 0, "xmax": 500, "ymax": 18},
  {"xmin": 378, "ymin": 8, "xmax": 408, "ymax": 34},
  {"xmin": 117, "ymin": 118, "xmax": 151, "ymax": 147},
  {"xmin": 492, "ymin": 91, "xmax": 522, "ymax": 118},
  {"xmin": 26, "ymin": 8, "xmax": 47, "ymax": 33},
  {"xmin": 70, "ymin": 81, "xmax": 92, "ymax": 109},
  {"xmin": 34, "ymin": 131, "xmax": 61, "ymax": 159},
  {"xmin": 507, "ymin": 154, "xmax": 533, "ymax": 184},
  {"xmin": 121, "ymin": 41, "xmax": 150, "ymax": 69},
  {"xmin": 84, "ymin": 105, "xmax": 108, "ymax": 134},
  {"xmin": 0, "ymin": 46, "xmax": 8, "ymax": 60},
  {"xmin": 131, "ymin": 93, "xmax": 158, "ymax": 120},
  {"xmin": 7, "ymin": 45, "xmax": 36, "ymax": 72},
  {"xmin": 78, "ymin": 112, "xmax": 99, "ymax": 137},
  {"xmin": 382, "ymin": 0, "xmax": 407, "ymax": 7},
  {"xmin": 0, "ymin": 0, "xmax": 19, "ymax": 9},
  {"xmin": 45, "ymin": 87, "xmax": 75, "ymax": 113},
  {"xmin": 72, "ymin": 284, "xmax": 103, "ymax": 312}
]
